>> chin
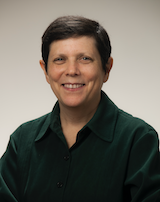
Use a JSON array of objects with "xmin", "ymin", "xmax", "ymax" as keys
[
  {"xmin": 64, "ymin": 102, "xmax": 83, "ymax": 108},
  {"xmin": 61, "ymin": 98, "xmax": 86, "ymax": 108},
  {"xmin": 59, "ymin": 95, "xmax": 85, "ymax": 106}
]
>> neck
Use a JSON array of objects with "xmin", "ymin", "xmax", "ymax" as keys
[
  {"xmin": 59, "ymin": 99, "xmax": 100, "ymax": 129},
  {"xmin": 58, "ymin": 96, "xmax": 101, "ymax": 148}
]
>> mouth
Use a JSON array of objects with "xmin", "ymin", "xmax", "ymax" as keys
[{"xmin": 62, "ymin": 83, "xmax": 85, "ymax": 89}]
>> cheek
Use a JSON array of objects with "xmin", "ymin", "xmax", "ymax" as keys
[
  {"xmin": 47, "ymin": 68, "xmax": 63, "ymax": 83},
  {"xmin": 86, "ymin": 70, "xmax": 103, "ymax": 83},
  {"xmin": 92, "ymin": 73, "xmax": 105, "ymax": 89}
]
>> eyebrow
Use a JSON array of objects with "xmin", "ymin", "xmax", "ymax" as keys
[{"xmin": 51, "ymin": 52, "xmax": 94, "ymax": 59}]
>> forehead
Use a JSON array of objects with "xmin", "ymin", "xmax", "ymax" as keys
[{"xmin": 49, "ymin": 36, "xmax": 98, "ymax": 55}]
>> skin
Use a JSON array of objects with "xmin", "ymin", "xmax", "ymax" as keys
[{"xmin": 40, "ymin": 36, "xmax": 113, "ymax": 147}]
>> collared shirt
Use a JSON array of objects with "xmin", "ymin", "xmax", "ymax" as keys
[{"xmin": 0, "ymin": 91, "xmax": 160, "ymax": 201}]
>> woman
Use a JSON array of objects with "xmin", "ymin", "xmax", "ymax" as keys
[{"xmin": 0, "ymin": 16, "xmax": 160, "ymax": 202}]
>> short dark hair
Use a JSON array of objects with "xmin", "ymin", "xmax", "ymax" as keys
[{"xmin": 41, "ymin": 16, "xmax": 111, "ymax": 72}]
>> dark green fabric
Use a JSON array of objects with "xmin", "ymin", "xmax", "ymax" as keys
[{"xmin": 0, "ymin": 91, "xmax": 160, "ymax": 201}]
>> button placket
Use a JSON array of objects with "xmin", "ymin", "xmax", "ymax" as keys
[
  {"xmin": 56, "ymin": 154, "xmax": 70, "ymax": 190},
  {"xmin": 57, "ymin": 182, "xmax": 63, "ymax": 188},
  {"xmin": 63, "ymin": 155, "xmax": 70, "ymax": 161}
]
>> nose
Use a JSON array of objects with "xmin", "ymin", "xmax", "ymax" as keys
[{"xmin": 65, "ymin": 61, "xmax": 80, "ymax": 76}]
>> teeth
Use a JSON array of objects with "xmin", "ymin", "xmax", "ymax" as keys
[{"xmin": 64, "ymin": 84, "xmax": 83, "ymax": 89}]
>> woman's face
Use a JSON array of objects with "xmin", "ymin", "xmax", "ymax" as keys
[{"xmin": 40, "ymin": 36, "xmax": 112, "ymax": 110}]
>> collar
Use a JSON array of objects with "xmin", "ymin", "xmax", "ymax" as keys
[
  {"xmin": 34, "ymin": 102, "xmax": 59, "ymax": 142},
  {"xmin": 35, "ymin": 91, "xmax": 118, "ymax": 142},
  {"xmin": 85, "ymin": 91, "xmax": 118, "ymax": 142}
]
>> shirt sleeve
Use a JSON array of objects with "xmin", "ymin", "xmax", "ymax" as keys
[
  {"xmin": 124, "ymin": 128, "xmax": 160, "ymax": 201},
  {"xmin": 0, "ymin": 135, "xmax": 19, "ymax": 202}
]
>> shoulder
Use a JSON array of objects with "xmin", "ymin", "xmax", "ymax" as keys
[
  {"xmin": 115, "ymin": 108, "xmax": 158, "ymax": 145},
  {"xmin": 11, "ymin": 112, "xmax": 51, "ymax": 143},
  {"xmin": 117, "ymin": 108, "xmax": 155, "ymax": 131},
  {"xmin": 20, "ymin": 113, "xmax": 51, "ymax": 129}
]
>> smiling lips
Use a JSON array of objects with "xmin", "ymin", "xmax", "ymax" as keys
[{"xmin": 63, "ymin": 84, "xmax": 84, "ymax": 89}]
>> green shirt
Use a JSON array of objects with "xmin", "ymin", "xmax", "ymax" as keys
[{"xmin": 0, "ymin": 91, "xmax": 160, "ymax": 201}]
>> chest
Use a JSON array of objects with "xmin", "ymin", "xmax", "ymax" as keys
[{"xmin": 20, "ymin": 131, "xmax": 130, "ymax": 202}]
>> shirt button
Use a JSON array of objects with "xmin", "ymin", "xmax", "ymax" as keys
[
  {"xmin": 63, "ymin": 155, "xmax": 69, "ymax": 161},
  {"xmin": 57, "ymin": 182, "xmax": 63, "ymax": 188}
]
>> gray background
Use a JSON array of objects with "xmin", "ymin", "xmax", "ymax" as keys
[{"xmin": 0, "ymin": 0, "xmax": 160, "ymax": 156}]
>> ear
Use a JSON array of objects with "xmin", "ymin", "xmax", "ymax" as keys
[
  {"xmin": 103, "ymin": 57, "xmax": 113, "ymax": 83},
  {"xmin": 39, "ymin": 60, "xmax": 50, "ymax": 84}
]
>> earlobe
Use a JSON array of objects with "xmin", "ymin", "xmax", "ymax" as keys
[
  {"xmin": 39, "ymin": 60, "xmax": 50, "ymax": 84},
  {"xmin": 40, "ymin": 60, "xmax": 46, "ymax": 73},
  {"xmin": 107, "ymin": 57, "xmax": 113, "ymax": 72},
  {"xmin": 103, "ymin": 57, "xmax": 113, "ymax": 83},
  {"xmin": 103, "ymin": 73, "xmax": 109, "ymax": 83}
]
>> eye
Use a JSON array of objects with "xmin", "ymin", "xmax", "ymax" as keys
[
  {"xmin": 53, "ymin": 57, "xmax": 65, "ymax": 64},
  {"xmin": 82, "ymin": 57, "xmax": 89, "ymax": 60},
  {"xmin": 80, "ymin": 56, "xmax": 93, "ymax": 64}
]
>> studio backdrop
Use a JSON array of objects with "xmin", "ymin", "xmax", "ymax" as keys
[{"xmin": 0, "ymin": 0, "xmax": 160, "ymax": 156}]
